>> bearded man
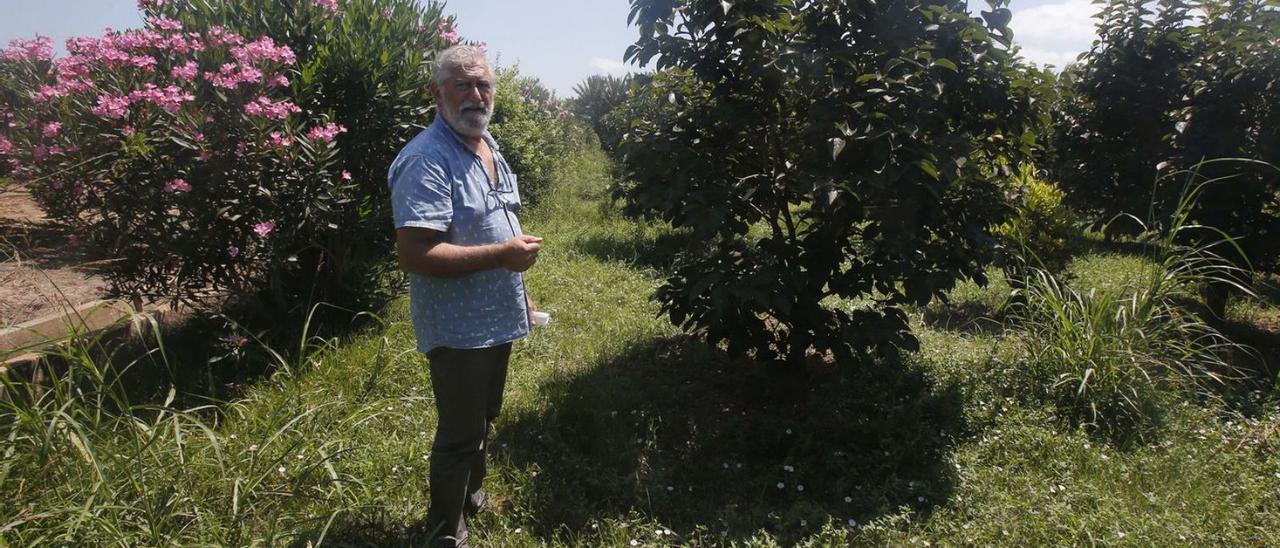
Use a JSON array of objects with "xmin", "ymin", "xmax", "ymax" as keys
[{"xmin": 387, "ymin": 44, "xmax": 542, "ymax": 548}]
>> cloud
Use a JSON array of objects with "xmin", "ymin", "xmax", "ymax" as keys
[
  {"xmin": 1010, "ymin": 0, "xmax": 1100, "ymax": 68},
  {"xmin": 1017, "ymin": 47, "xmax": 1086, "ymax": 69},
  {"xmin": 588, "ymin": 57, "xmax": 630, "ymax": 76}
]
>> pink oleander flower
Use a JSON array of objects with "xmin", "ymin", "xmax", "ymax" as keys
[
  {"xmin": 42, "ymin": 122, "xmax": 61, "ymax": 137},
  {"xmin": 1, "ymin": 35, "xmax": 54, "ymax": 62},
  {"xmin": 253, "ymin": 221, "xmax": 275, "ymax": 237},
  {"xmin": 116, "ymin": 29, "xmax": 164, "ymax": 52},
  {"xmin": 0, "ymin": 135, "xmax": 13, "ymax": 155},
  {"xmin": 306, "ymin": 122, "xmax": 347, "ymax": 143},
  {"xmin": 122, "ymin": 126, "xmax": 136, "ymax": 136},
  {"xmin": 32, "ymin": 84, "xmax": 67, "ymax": 103},
  {"xmin": 244, "ymin": 96, "xmax": 300, "ymax": 120},
  {"xmin": 437, "ymin": 21, "xmax": 459, "ymax": 44},
  {"xmin": 231, "ymin": 36, "xmax": 295, "ymax": 65},
  {"xmin": 227, "ymin": 245, "xmax": 240, "ymax": 257},
  {"xmin": 314, "ymin": 0, "xmax": 340, "ymax": 13},
  {"xmin": 205, "ymin": 62, "xmax": 264, "ymax": 88},
  {"xmin": 164, "ymin": 178, "xmax": 191, "ymax": 192},
  {"xmin": 128, "ymin": 83, "xmax": 195, "ymax": 113},
  {"xmin": 92, "ymin": 93, "xmax": 131, "ymax": 119},
  {"xmin": 340, "ymin": 170, "xmax": 352, "ymax": 181},
  {"xmin": 204, "ymin": 26, "xmax": 245, "ymax": 48},
  {"xmin": 129, "ymin": 55, "xmax": 158, "ymax": 72},
  {"xmin": 269, "ymin": 131, "xmax": 294, "ymax": 147},
  {"xmin": 147, "ymin": 16, "xmax": 182, "ymax": 32},
  {"xmin": 137, "ymin": 0, "xmax": 170, "ymax": 8},
  {"xmin": 268, "ymin": 74, "xmax": 289, "ymax": 87},
  {"xmin": 171, "ymin": 60, "xmax": 199, "ymax": 80}
]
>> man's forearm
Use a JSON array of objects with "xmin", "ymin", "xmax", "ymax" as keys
[{"xmin": 401, "ymin": 241, "xmax": 509, "ymax": 278}]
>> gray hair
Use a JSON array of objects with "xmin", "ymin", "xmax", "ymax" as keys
[{"xmin": 434, "ymin": 45, "xmax": 490, "ymax": 85}]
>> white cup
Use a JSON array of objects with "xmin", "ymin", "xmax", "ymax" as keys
[{"xmin": 531, "ymin": 311, "xmax": 551, "ymax": 326}]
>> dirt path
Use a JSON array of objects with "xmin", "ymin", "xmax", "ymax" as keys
[{"xmin": 0, "ymin": 187, "xmax": 108, "ymax": 328}]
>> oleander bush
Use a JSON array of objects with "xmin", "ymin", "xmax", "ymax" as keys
[
  {"xmin": 0, "ymin": 0, "xmax": 455, "ymax": 320},
  {"xmin": 489, "ymin": 65, "xmax": 593, "ymax": 208}
]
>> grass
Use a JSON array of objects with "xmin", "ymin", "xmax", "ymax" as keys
[{"xmin": 3, "ymin": 149, "xmax": 1280, "ymax": 545}]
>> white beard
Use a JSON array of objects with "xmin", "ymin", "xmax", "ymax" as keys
[{"xmin": 445, "ymin": 101, "xmax": 492, "ymax": 138}]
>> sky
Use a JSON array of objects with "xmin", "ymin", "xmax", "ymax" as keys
[{"xmin": 0, "ymin": 0, "xmax": 1102, "ymax": 97}]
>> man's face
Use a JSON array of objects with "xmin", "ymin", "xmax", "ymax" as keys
[{"xmin": 434, "ymin": 61, "xmax": 495, "ymax": 138}]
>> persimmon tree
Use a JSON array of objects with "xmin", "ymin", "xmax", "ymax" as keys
[{"xmin": 616, "ymin": 0, "xmax": 1039, "ymax": 368}]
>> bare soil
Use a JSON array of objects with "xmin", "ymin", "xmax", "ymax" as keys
[{"xmin": 0, "ymin": 187, "xmax": 108, "ymax": 328}]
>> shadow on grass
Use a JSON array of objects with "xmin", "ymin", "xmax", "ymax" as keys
[
  {"xmin": 921, "ymin": 300, "xmax": 1006, "ymax": 336},
  {"xmin": 484, "ymin": 334, "xmax": 968, "ymax": 544},
  {"xmin": 572, "ymin": 229, "xmax": 687, "ymax": 272},
  {"xmin": 1077, "ymin": 237, "xmax": 1163, "ymax": 259}
]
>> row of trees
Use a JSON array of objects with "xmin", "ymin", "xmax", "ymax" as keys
[
  {"xmin": 572, "ymin": 0, "xmax": 1277, "ymax": 371},
  {"xmin": 1052, "ymin": 0, "xmax": 1280, "ymax": 316}
]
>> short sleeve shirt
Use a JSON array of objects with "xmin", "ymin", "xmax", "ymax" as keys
[{"xmin": 387, "ymin": 117, "xmax": 530, "ymax": 353}]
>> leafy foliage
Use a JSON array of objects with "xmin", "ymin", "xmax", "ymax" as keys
[
  {"xmin": 488, "ymin": 65, "xmax": 591, "ymax": 208},
  {"xmin": 1052, "ymin": 0, "xmax": 1197, "ymax": 230},
  {"xmin": 571, "ymin": 73, "xmax": 632, "ymax": 152},
  {"xmin": 151, "ymin": 0, "xmax": 455, "ymax": 315},
  {"xmin": 993, "ymin": 165, "xmax": 1082, "ymax": 276},
  {"xmin": 1169, "ymin": 0, "xmax": 1280, "ymax": 274},
  {"xmin": 616, "ymin": 0, "xmax": 1039, "ymax": 367},
  {"xmin": 1054, "ymin": 0, "xmax": 1279, "ymax": 284}
]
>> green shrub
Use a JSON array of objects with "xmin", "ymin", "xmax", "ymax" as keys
[
  {"xmin": 617, "ymin": 0, "xmax": 1040, "ymax": 368},
  {"xmin": 1052, "ymin": 0, "xmax": 1195, "ymax": 231},
  {"xmin": 488, "ymin": 65, "xmax": 593, "ymax": 208},
  {"xmin": 993, "ymin": 165, "xmax": 1081, "ymax": 276}
]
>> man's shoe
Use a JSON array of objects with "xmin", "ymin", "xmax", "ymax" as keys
[
  {"xmin": 465, "ymin": 489, "xmax": 488, "ymax": 516},
  {"xmin": 433, "ymin": 536, "xmax": 469, "ymax": 548}
]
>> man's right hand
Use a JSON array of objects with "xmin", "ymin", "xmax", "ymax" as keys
[{"xmin": 502, "ymin": 234, "xmax": 543, "ymax": 272}]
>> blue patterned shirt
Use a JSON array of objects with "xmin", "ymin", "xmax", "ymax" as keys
[{"xmin": 387, "ymin": 117, "xmax": 530, "ymax": 353}]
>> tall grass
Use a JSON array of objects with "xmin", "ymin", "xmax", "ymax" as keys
[
  {"xmin": 1008, "ymin": 164, "xmax": 1258, "ymax": 440},
  {"xmin": 0, "ymin": 306, "xmax": 402, "ymax": 544}
]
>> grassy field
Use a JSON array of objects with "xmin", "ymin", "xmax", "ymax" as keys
[{"xmin": 3, "ymin": 149, "xmax": 1279, "ymax": 546}]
